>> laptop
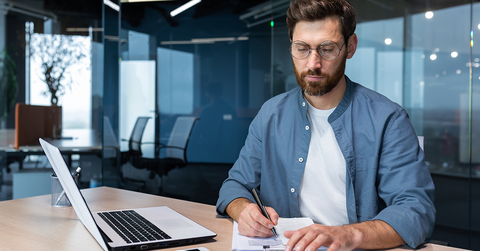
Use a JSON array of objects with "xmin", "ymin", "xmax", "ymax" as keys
[{"xmin": 39, "ymin": 138, "xmax": 216, "ymax": 251}]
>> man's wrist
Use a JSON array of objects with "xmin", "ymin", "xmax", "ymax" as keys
[
  {"xmin": 346, "ymin": 220, "xmax": 405, "ymax": 249},
  {"xmin": 225, "ymin": 197, "xmax": 253, "ymax": 221}
]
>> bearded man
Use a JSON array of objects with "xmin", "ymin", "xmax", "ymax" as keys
[{"xmin": 216, "ymin": 0, "xmax": 435, "ymax": 250}]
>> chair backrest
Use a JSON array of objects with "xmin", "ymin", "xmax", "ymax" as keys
[
  {"xmin": 166, "ymin": 116, "xmax": 197, "ymax": 161},
  {"xmin": 129, "ymin": 117, "xmax": 150, "ymax": 154},
  {"xmin": 15, "ymin": 103, "xmax": 62, "ymax": 149}
]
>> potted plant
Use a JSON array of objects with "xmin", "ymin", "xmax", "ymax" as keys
[{"xmin": 28, "ymin": 33, "xmax": 87, "ymax": 106}]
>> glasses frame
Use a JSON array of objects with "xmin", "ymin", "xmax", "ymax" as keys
[{"xmin": 289, "ymin": 40, "xmax": 347, "ymax": 61}]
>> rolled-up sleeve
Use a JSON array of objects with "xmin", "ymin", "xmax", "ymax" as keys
[{"xmin": 373, "ymin": 109, "xmax": 436, "ymax": 248}]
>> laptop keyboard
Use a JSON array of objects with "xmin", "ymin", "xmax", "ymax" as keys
[{"xmin": 98, "ymin": 210, "xmax": 172, "ymax": 243}]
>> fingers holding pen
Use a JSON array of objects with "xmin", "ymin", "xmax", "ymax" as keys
[
  {"xmin": 265, "ymin": 206, "xmax": 279, "ymax": 225},
  {"xmin": 238, "ymin": 203, "xmax": 277, "ymax": 237},
  {"xmin": 252, "ymin": 205, "xmax": 278, "ymax": 235}
]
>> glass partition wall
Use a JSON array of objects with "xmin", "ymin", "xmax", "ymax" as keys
[
  {"xmin": 102, "ymin": 0, "xmax": 121, "ymax": 189},
  {"xmin": 472, "ymin": 4, "xmax": 480, "ymax": 249},
  {"xmin": 116, "ymin": 2, "xmax": 271, "ymax": 201}
]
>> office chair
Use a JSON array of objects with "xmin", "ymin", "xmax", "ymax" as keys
[
  {"xmin": 159, "ymin": 116, "xmax": 197, "ymax": 173},
  {"xmin": 100, "ymin": 116, "xmax": 148, "ymax": 175},
  {"xmin": 119, "ymin": 117, "xmax": 151, "ymax": 191},
  {"xmin": 120, "ymin": 116, "xmax": 150, "ymax": 166},
  {"xmin": 141, "ymin": 116, "xmax": 198, "ymax": 180},
  {"xmin": 120, "ymin": 116, "xmax": 197, "ymax": 193}
]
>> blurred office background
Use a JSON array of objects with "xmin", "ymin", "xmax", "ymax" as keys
[{"xmin": 0, "ymin": 0, "xmax": 479, "ymax": 249}]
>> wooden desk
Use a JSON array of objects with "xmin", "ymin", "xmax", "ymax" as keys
[
  {"xmin": 0, "ymin": 187, "xmax": 468, "ymax": 251},
  {"xmin": 0, "ymin": 187, "xmax": 231, "ymax": 251},
  {"xmin": 0, "ymin": 128, "xmax": 102, "ymax": 151}
]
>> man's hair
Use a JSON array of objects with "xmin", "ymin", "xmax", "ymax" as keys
[{"xmin": 286, "ymin": 0, "xmax": 356, "ymax": 44}]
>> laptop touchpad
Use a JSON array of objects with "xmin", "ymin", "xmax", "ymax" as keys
[{"xmin": 157, "ymin": 218, "xmax": 192, "ymax": 229}]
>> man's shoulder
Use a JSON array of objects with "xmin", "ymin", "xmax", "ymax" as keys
[
  {"xmin": 350, "ymin": 81, "xmax": 404, "ymax": 112},
  {"xmin": 261, "ymin": 87, "xmax": 302, "ymax": 111}
]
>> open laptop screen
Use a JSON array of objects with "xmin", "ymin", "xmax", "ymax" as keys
[{"xmin": 40, "ymin": 138, "xmax": 109, "ymax": 251}]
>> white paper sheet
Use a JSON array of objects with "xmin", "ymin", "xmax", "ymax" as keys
[{"xmin": 232, "ymin": 217, "xmax": 327, "ymax": 251}]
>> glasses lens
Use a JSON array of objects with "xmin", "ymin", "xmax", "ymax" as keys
[
  {"xmin": 291, "ymin": 42, "xmax": 309, "ymax": 59},
  {"xmin": 318, "ymin": 42, "xmax": 339, "ymax": 60}
]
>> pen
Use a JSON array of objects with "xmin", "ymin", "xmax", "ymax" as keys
[
  {"xmin": 54, "ymin": 167, "xmax": 81, "ymax": 205},
  {"xmin": 263, "ymin": 245, "xmax": 286, "ymax": 251},
  {"xmin": 252, "ymin": 188, "xmax": 278, "ymax": 237}
]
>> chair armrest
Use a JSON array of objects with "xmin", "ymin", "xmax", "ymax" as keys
[{"xmin": 141, "ymin": 142, "xmax": 167, "ymax": 147}]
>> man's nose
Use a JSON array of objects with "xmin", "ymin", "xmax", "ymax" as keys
[{"xmin": 306, "ymin": 49, "xmax": 322, "ymax": 70}]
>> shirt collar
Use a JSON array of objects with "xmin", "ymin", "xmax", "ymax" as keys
[
  {"xmin": 296, "ymin": 75, "xmax": 355, "ymax": 123},
  {"xmin": 328, "ymin": 75, "xmax": 355, "ymax": 123}
]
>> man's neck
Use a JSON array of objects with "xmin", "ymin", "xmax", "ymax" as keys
[{"xmin": 303, "ymin": 76, "xmax": 347, "ymax": 110}]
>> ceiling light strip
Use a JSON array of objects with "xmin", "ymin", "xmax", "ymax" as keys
[
  {"xmin": 240, "ymin": 0, "xmax": 290, "ymax": 20},
  {"xmin": 161, "ymin": 36, "xmax": 249, "ymax": 45},
  {"xmin": 170, "ymin": 0, "xmax": 201, "ymax": 17},
  {"xmin": 4, "ymin": 6, "xmax": 47, "ymax": 20},
  {"xmin": 254, "ymin": 3, "xmax": 290, "ymax": 20},
  {"xmin": 122, "ymin": 0, "xmax": 175, "ymax": 2},
  {"xmin": 1, "ymin": 0, "xmax": 57, "ymax": 19},
  {"xmin": 104, "ymin": 0, "xmax": 120, "ymax": 12},
  {"xmin": 161, "ymin": 40, "xmax": 213, "ymax": 45}
]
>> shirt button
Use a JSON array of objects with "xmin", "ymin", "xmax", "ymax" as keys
[
  {"xmin": 291, "ymin": 188, "xmax": 295, "ymax": 193},
  {"xmin": 302, "ymin": 102, "xmax": 306, "ymax": 107},
  {"xmin": 299, "ymin": 158, "xmax": 304, "ymax": 163},
  {"xmin": 305, "ymin": 126, "xmax": 309, "ymax": 130}
]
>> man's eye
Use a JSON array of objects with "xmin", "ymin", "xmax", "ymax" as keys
[
  {"xmin": 298, "ymin": 48, "xmax": 309, "ymax": 52},
  {"xmin": 321, "ymin": 45, "xmax": 336, "ymax": 51},
  {"xmin": 321, "ymin": 49, "xmax": 333, "ymax": 53}
]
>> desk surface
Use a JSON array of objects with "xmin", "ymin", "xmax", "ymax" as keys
[
  {"xmin": 0, "ymin": 187, "xmax": 468, "ymax": 251},
  {"xmin": 0, "ymin": 128, "xmax": 101, "ymax": 151}
]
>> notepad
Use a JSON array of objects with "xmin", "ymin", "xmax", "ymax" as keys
[{"xmin": 232, "ymin": 217, "xmax": 327, "ymax": 251}]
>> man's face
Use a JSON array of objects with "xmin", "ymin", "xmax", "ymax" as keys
[{"xmin": 291, "ymin": 17, "xmax": 348, "ymax": 97}]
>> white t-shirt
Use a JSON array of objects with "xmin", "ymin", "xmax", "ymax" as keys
[{"xmin": 298, "ymin": 102, "xmax": 349, "ymax": 226}]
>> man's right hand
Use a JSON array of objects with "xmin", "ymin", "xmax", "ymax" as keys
[{"xmin": 226, "ymin": 197, "xmax": 279, "ymax": 238}]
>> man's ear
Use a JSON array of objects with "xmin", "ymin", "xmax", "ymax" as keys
[{"xmin": 347, "ymin": 33, "xmax": 358, "ymax": 59}]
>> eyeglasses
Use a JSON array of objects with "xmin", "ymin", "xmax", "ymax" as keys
[{"xmin": 289, "ymin": 40, "xmax": 346, "ymax": 60}]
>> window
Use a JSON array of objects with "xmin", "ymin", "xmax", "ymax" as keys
[{"xmin": 28, "ymin": 28, "xmax": 92, "ymax": 129}]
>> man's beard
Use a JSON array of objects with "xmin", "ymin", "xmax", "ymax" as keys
[{"xmin": 293, "ymin": 55, "xmax": 347, "ymax": 97}]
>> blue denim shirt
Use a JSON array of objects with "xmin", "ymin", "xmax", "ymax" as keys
[{"xmin": 216, "ymin": 76, "xmax": 435, "ymax": 248}]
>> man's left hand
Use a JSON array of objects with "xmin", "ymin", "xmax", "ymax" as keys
[{"xmin": 283, "ymin": 224, "xmax": 363, "ymax": 251}]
